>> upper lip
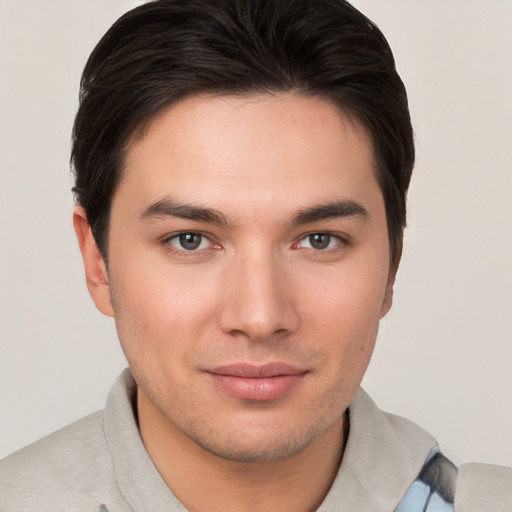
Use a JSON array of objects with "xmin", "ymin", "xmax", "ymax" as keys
[{"xmin": 207, "ymin": 363, "xmax": 307, "ymax": 378}]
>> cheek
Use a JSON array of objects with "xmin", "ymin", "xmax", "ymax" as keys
[
  {"xmin": 297, "ymin": 257, "xmax": 387, "ymax": 381},
  {"xmin": 301, "ymin": 259, "xmax": 388, "ymax": 333},
  {"xmin": 109, "ymin": 257, "xmax": 220, "ymax": 360}
]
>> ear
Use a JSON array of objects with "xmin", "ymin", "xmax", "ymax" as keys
[
  {"xmin": 380, "ymin": 241, "xmax": 402, "ymax": 319},
  {"xmin": 73, "ymin": 206, "xmax": 114, "ymax": 317},
  {"xmin": 379, "ymin": 269, "xmax": 396, "ymax": 319}
]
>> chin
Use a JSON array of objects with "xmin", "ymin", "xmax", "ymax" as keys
[
  {"xmin": 195, "ymin": 435, "xmax": 314, "ymax": 463},
  {"xmin": 186, "ymin": 419, "xmax": 326, "ymax": 463}
]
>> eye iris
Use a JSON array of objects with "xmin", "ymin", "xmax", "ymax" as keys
[
  {"xmin": 179, "ymin": 233, "xmax": 202, "ymax": 250},
  {"xmin": 309, "ymin": 233, "xmax": 331, "ymax": 249}
]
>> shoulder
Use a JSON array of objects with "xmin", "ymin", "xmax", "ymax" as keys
[
  {"xmin": 0, "ymin": 411, "xmax": 125, "ymax": 511},
  {"xmin": 455, "ymin": 462, "xmax": 512, "ymax": 511}
]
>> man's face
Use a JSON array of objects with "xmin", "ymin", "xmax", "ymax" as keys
[{"xmin": 100, "ymin": 93, "xmax": 393, "ymax": 461}]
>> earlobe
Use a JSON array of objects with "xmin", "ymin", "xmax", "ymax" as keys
[{"xmin": 73, "ymin": 207, "xmax": 114, "ymax": 317}]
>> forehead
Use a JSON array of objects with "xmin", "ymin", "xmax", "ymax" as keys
[{"xmin": 117, "ymin": 93, "xmax": 380, "ymax": 218}]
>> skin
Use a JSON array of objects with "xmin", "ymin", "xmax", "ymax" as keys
[{"xmin": 74, "ymin": 93, "xmax": 396, "ymax": 512}]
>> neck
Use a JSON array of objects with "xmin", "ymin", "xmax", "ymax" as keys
[{"xmin": 137, "ymin": 389, "xmax": 348, "ymax": 512}]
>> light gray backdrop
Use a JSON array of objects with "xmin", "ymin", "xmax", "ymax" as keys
[{"xmin": 1, "ymin": 0, "xmax": 511, "ymax": 464}]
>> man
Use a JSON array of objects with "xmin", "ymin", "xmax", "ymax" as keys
[{"xmin": 1, "ymin": 0, "xmax": 510, "ymax": 510}]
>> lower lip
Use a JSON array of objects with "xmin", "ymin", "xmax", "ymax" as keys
[{"xmin": 208, "ymin": 373, "xmax": 306, "ymax": 401}]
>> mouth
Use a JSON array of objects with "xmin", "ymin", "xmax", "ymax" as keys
[{"xmin": 205, "ymin": 363, "xmax": 308, "ymax": 402}]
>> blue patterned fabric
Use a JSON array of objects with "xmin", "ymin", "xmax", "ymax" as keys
[{"xmin": 395, "ymin": 449, "xmax": 458, "ymax": 512}]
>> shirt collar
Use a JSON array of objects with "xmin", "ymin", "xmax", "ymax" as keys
[
  {"xmin": 318, "ymin": 388, "xmax": 437, "ymax": 511},
  {"xmin": 104, "ymin": 370, "xmax": 436, "ymax": 511}
]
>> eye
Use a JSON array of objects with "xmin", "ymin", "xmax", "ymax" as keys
[
  {"xmin": 168, "ymin": 232, "xmax": 212, "ymax": 251},
  {"xmin": 297, "ymin": 233, "xmax": 342, "ymax": 250}
]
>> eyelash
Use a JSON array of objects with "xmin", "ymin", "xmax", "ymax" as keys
[
  {"xmin": 293, "ymin": 233, "xmax": 348, "ymax": 251},
  {"xmin": 162, "ymin": 231, "xmax": 350, "ymax": 256},
  {"xmin": 163, "ymin": 232, "xmax": 220, "ymax": 256}
]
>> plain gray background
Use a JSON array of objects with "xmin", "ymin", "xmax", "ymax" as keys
[{"xmin": 1, "ymin": 0, "xmax": 511, "ymax": 465}]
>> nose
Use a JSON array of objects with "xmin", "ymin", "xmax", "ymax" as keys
[{"xmin": 217, "ymin": 246, "xmax": 299, "ymax": 342}]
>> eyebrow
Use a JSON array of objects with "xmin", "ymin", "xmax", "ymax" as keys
[
  {"xmin": 140, "ymin": 197, "xmax": 369, "ymax": 227},
  {"xmin": 292, "ymin": 200, "xmax": 370, "ymax": 225},
  {"xmin": 140, "ymin": 197, "xmax": 229, "ymax": 226}
]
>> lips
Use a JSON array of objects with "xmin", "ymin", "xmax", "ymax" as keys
[{"xmin": 206, "ymin": 363, "xmax": 307, "ymax": 401}]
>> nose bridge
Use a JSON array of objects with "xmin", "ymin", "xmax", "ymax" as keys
[{"xmin": 218, "ymin": 242, "xmax": 298, "ymax": 340}]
